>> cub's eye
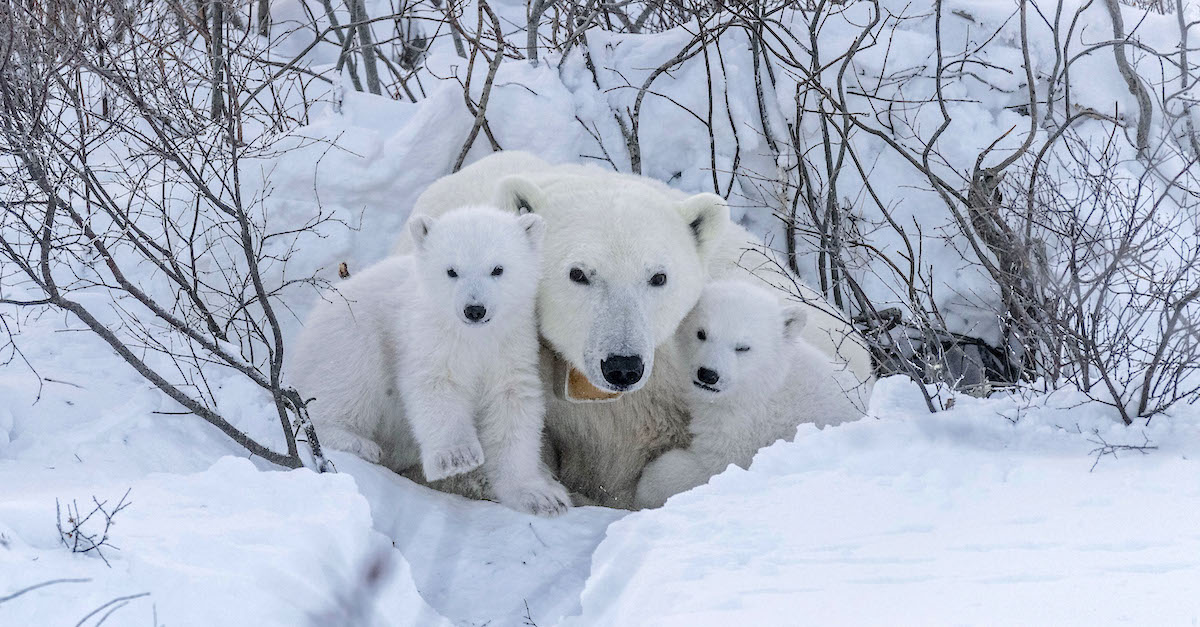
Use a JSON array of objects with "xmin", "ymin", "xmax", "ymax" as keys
[
  {"xmin": 697, "ymin": 329, "xmax": 706, "ymax": 341},
  {"xmin": 735, "ymin": 345, "xmax": 751, "ymax": 353},
  {"xmin": 491, "ymin": 266, "xmax": 504, "ymax": 276},
  {"xmin": 569, "ymin": 267, "xmax": 590, "ymax": 285},
  {"xmin": 447, "ymin": 268, "xmax": 458, "ymax": 278},
  {"xmin": 649, "ymin": 272, "xmax": 667, "ymax": 287}
]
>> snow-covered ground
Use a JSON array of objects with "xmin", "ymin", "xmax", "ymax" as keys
[
  {"xmin": 4, "ymin": 355, "xmax": 1198, "ymax": 625},
  {"xmin": 4, "ymin": 0, "xmax": 1200, "ymax": 624},
  {"xmin": 574, "ymin": 379, "xmax": 1200, "ymax": 625}
]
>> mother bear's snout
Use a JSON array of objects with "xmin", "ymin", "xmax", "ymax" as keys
[{"xmin": 601, "ymin": 354, "xmax": 645, "ymax": 388}]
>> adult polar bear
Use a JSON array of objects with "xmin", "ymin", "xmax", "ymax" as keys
[{"xmin": 397, "ymin": 151, "xmax": 872, "ymax": 508}]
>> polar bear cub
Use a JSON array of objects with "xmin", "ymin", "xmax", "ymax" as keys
[
  {"xmin": 634, "ymin": 280, "xmax": 866, "ymax": 509},
  {"xmin": 290, "ymin": 206, "xmax": 570, "ymax": 516}
]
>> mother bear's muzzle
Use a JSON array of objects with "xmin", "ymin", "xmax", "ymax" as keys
[
  {"xmin": 579, "ymin": 286, "xmax": 655, "ymax": 393},
  {"xmin": 600, "ymin": 354, "xmax": 644, "ymax": 388}
]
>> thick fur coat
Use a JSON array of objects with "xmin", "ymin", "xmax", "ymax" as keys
[
  {"xmin": 634, "ymin": 281, "xmax": 867, "ymax": 508},
  {"xmin": 397, "ymin": 152, "xmax": 872, "ymax": 509},
  {"xmin": 290, "ymin": 207, "xmax": 569, "ymax": 516}
]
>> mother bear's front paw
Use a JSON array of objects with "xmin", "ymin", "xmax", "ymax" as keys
[
  {"xmin": 496, "ymin": 477, "xmax": 572, "ymax": 517},
  {"xmin": 422, "ymin": 440, "xmax": 485, "ymax": 481}
]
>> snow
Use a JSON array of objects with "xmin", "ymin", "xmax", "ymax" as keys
[
  {"xmin": 5, "ymin": 354, "xmax": 1198, "ymax": 625},
  {"xmin": 0, "ymin": 313, "xmax": 616, "ymax": 625},
  {"xmin": 572, "ymin": 378, "xmax": 1200, "ymax": 625},
  {"xmin": 6, "ymin": 365, "xmax": 1197, "ymax": 626},
  {"xmin": 0, "ymin": 455, "xmax": 444, "ymax": 627},
  {"xmin": 3, "ymin": 0, "xmax": 1199, "ymax": 624},
  {"xmin": 342, "ymin": 455, "xmax": 624, "ymax": 624}
]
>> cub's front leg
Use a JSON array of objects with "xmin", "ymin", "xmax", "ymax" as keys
[
  {"xmin": 480, "ymin": 369, "xmax": 570, "ymax": 517},
  {"xmin": 403, "ymin": 375, "xmax": 484, "ymax": 481}
]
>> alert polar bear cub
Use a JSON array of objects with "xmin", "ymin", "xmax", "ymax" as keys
[
  {"xmin": 634, "ymin": 281, "xmax": 865, "ymax": 509},
  {"xmin": 398, "ymin": 151, "xmax": 873, "ymax": 509},
  {"xmin": 290, "ymin": 207, "xmax": 570, "ymax": 516}
]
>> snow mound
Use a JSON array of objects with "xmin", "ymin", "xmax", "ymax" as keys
[
  {"xmin": 0, "ymin": 456, "xmax": 444, "ymax": 627},
  {"xmin": 571, "ymin": 378, "xmax": 1200, "ymax": 625}
]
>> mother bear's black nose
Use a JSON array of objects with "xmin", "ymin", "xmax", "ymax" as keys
[
  {"xmin": 601, "ymin": 354, "xmax": 644, "ymax": 388},
  {"xmin": 464, "ymin": 305, "xmax": 487, "ymax": 321},
  {"xmin": 696, "ymin": 367, "xmax": 719, "ymax": 385}
]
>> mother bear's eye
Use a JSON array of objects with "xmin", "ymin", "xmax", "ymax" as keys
[
  {"xmin": 649, "ymin": 272, "xmax": 667, "ymax": 287},
  {"xmin": 491, "ymin": 266, "xmax": 504, "ymax": 276},
  {"xmin": 447, "ymin": 268, "xmax": 458, "ymax": 278},
  {"xmin": 736, "ymin": 345, "xmax": 751, "ymax": 353},
  {"xmin": 569, "ymin": 267, "xmax": 590, "ymax": 285},
  {"xmin": 697, "ymin": 329, "xmax": 706, "ymax": 341}
]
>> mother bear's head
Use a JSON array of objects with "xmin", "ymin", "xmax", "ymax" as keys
[{"xmin": 494, "ymin": 174, "xmax": 728, "ymax": 394}]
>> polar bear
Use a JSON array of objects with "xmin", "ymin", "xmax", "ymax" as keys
[
  {"xmin": 634, "ymin": 281, "xmax": 867, "ymax": 508},
  {"xmin": 397, "ymin": 151, "xmax": 872, "ymax": 509},
  {"xmin": 290, "ymin": 206, "xmax": 570, "ymax": 516}
]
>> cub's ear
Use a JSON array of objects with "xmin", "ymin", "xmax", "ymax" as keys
[
  {"xmin": 676, "ymin": 193, "xmax": 729, "ymax": 260},
  {"xmin": 408, "ymin": 215, "xmax": 436, "ymax": 252},
  {"xmin": 517, "ymin": 213, "xmax": 545, "ymax": 249},
  {"xmin": 495, "ymin": 176, "xmax": 547, "ymax": 215},
  {"xmin": 782, "ymin": 304, "xmax": 808, "ymax": 341}
]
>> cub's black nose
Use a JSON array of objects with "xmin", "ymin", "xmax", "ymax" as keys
[
  {"xmin": 464, "ymin": 305, "xmax": 487, "ymax": 322},
  {"xmin": 696, "ymin": 367, "xmax": 720, "ymax": 385},
  {"xmin": 601, "ymin": 354, "xmax": 644, "ymax": 388}
]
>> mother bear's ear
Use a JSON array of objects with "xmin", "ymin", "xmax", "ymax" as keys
[
  {"xmin": 495, "ymin": 175, "xmax": 547, "ymax": 215},
  {"xmin": 408, "ymin": 215, "xmax": 436, "ymax": 252},
  {"xmin": 782, "ymin": 304, "xmax": 808, "ymax": 341},
  {"xmin": 676, "ymin": 193, "xmax": 729, "ymax": 259}
]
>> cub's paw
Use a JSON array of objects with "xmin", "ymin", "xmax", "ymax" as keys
[
  {"xmin": 323, "ymin": 430, "xmax": 382, "ymax": 464},
  {"xmin": 351, "ymin": 438, "xmax": 383, "ymax": 464},
  {"xmin": 422, "ymin": 440, "xmax": 485, "ymax": 481},
  {"xmin": 498, "ymin": 478, "xmax": 572, "ymax": 517}
]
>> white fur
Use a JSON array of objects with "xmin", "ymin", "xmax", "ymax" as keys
[
  {"xmin": 403, "ymin": 158, "xmax": 729, "ymax": 396},
  {"xmin": 634, "ymin": 281, "xmax": 867, "ymax": 509},
  {"xmin": 290, "ymin": 206, "xmax": 570, "ymax": 516},
  {"xmin": 397, "ymin": 151, "xmax": 872, "ymax": 508}
]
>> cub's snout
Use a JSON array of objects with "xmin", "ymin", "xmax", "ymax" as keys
[{"xmin": 464, "ymin": 304, "xmax": 488, "ymax": 323}]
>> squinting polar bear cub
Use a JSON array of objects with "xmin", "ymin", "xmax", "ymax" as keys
[
  {"xmin": 634, "ymin": 280, "xmax": 866, "ymax": 509},
  {"xmin": 289, "ymin": 206, "xmax": 570, "ymax": 516}
]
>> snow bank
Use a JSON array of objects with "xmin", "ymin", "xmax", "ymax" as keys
[
  {"xmin": 0, "ymin": 456, "xmax": 443, "ymax": 626},
  {"xmin": 571, "ymin": 378, "xmax": 1200, "ymax": 625}
]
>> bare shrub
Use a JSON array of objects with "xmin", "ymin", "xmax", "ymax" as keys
[
  {"xmin": 1011, "ymin": 129, "xmax": 1200, "ymax": 423},
  {"xmin": 0, "ymin": 0, "xmax": 332, "ymax": 468},
  {"xmin": 4, "ymin": 0, "xmax": 1196, "ymax": 442},
  {"xmin": 523, "ymin": 0, "xmax": 1200, "ymax": 420},
  {"xmin": 1088, "ymin": 430, "xmax": 1158, "ymax": 470},
  {"xmin": 56, "ymin": 489, "xmax": 132, "ymax": 567}
]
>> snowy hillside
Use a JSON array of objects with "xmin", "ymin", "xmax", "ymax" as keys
[{"xmin": 3, "ymin": 0, "xmax": 1199, "ymax": 624}]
